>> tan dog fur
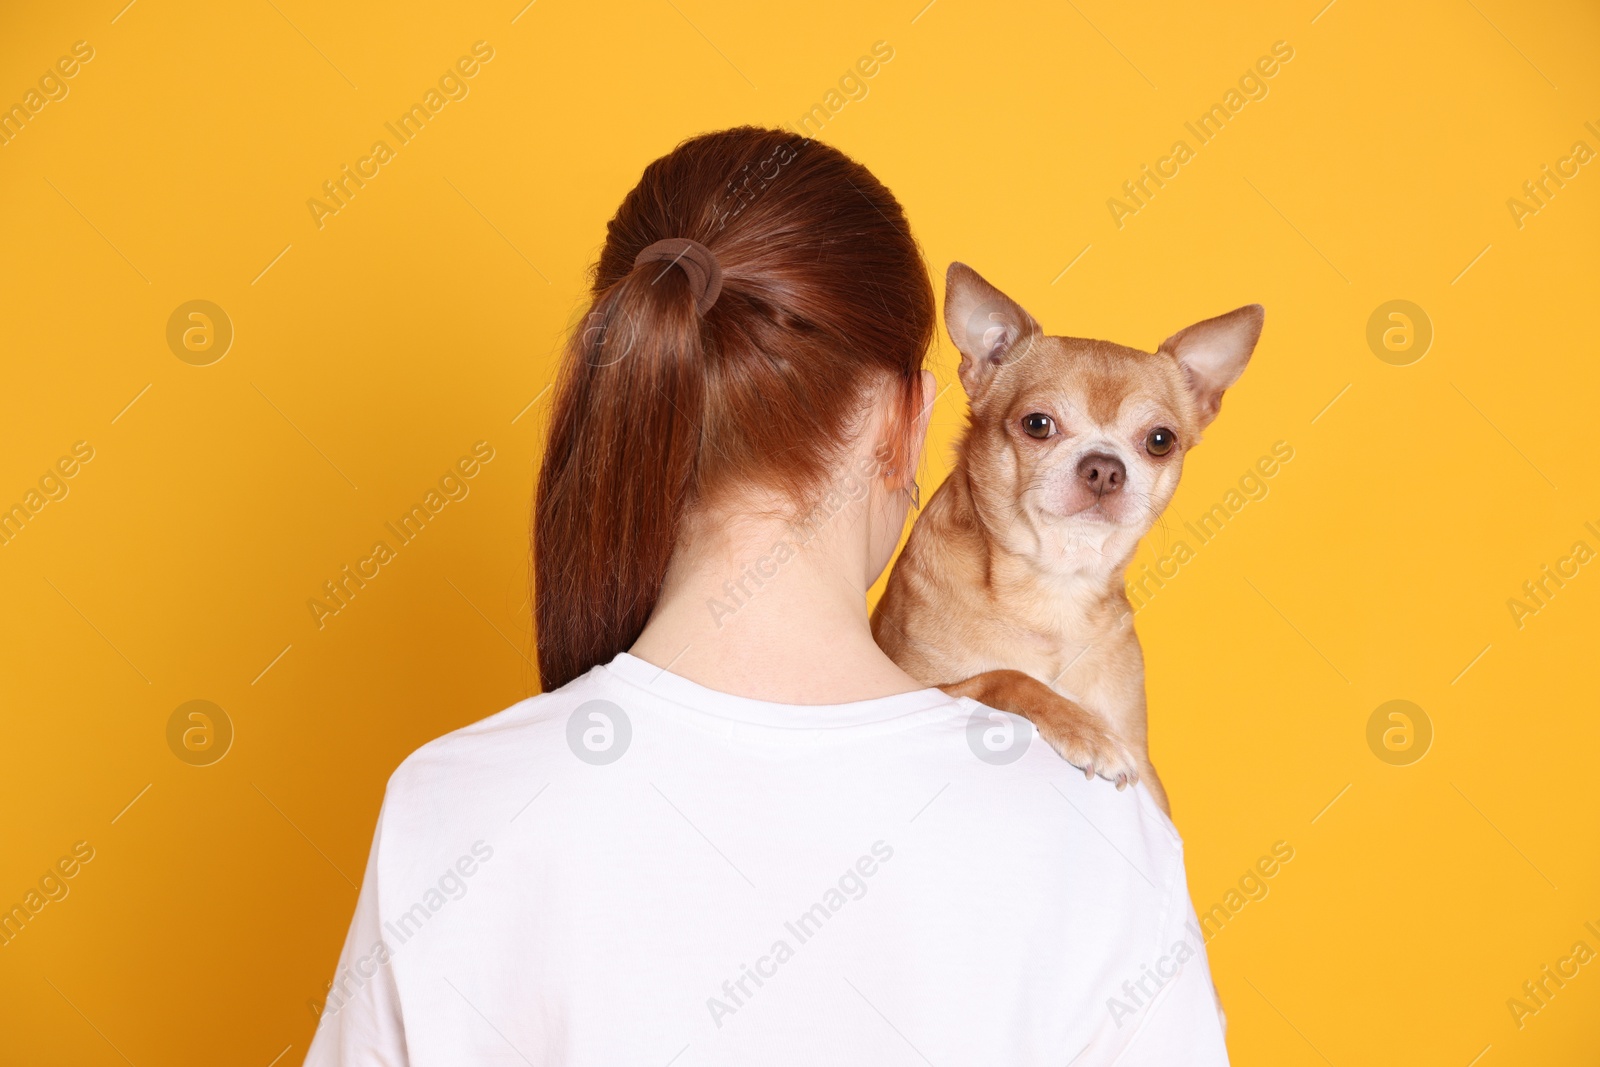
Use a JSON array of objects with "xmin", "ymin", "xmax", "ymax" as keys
[{"xmin": 874, "ymin": 263, "xmax": 1263, "ymax": 814}]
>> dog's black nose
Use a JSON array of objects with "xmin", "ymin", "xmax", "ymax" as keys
[{"xmin": 1076, "ymin": 452, "xmax": 1125, "ymax": 496}]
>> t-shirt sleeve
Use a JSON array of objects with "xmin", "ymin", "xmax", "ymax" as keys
[
  {"xmin": 1111, "ymin": 886, "xmax": 1231, "ymax": 1066},
  {"xmin": 303, "ymin": 801, "xmax": 409, "ymax": 1067}
]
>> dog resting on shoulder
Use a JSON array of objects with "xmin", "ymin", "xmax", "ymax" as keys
[{"xmin": 875, "ymin": 263, "xmax": 1263, "ymax": 814}]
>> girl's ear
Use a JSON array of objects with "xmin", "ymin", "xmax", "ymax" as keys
[
  {"xmin": 873, "ymin": 371, "xmax": 935, "ymax": 491},
  {"xmin": 912, "ymin": 369, "xmax": 937, "ymax": 465},
  {"xmin": 897, "ymin": 369, "xmax": 937, "ymax": 489}
]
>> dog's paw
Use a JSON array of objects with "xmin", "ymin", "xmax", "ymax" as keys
[
  {"xmin": 1037, "ymin": 715, "xmax": 1140, "ymax": 790},
  {"xmin": 940, "ymin": 670, "xmax": 1142, "ymax": 790}
]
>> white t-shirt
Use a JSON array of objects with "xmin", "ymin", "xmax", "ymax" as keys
[{"xmin": 304, "ymin": 653, "xmax": 1229, "ymax": 1066}]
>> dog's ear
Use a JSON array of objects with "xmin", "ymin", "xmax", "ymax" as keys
[
  {"xmin": 945, "ymin": 263, "xmax": 1041, "ymax": 397},
  {"xmin": 1159, "ymin": 304, "xmax": 1264, "ymax": 429}
]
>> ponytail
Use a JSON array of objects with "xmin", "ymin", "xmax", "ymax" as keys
[{"xmin": 535, "ymin": 264, "xmax": 707, "ymax": 691}]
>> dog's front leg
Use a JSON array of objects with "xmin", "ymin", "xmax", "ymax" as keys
[{"xmin": 940, "ymin": 670, "xmax": 1139, "ymax": 789}]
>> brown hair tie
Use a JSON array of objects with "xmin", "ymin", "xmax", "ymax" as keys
[{"xmin": 634, "ymin": 238, "xmax": 723, "ymax": 315}]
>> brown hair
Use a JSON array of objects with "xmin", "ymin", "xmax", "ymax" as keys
[{"xmin": 534, "ymin": 127, "xmax": 934, "ymax": 690}]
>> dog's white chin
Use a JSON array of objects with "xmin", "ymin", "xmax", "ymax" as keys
[
  {"xmin": 1055, "ymin": 503, "xmax": 1126, "ymax": 526},
  {"xmin": 1053, "ymin": 509, "xmax": 1150, "ymax": 552}
]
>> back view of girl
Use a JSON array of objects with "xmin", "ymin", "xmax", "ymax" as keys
[{"xmin": 306, "ymin": 127, "xmax": 1228, "ymax": 1066}]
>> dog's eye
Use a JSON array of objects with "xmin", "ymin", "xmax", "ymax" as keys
[
  {"xmin": 1146, "ymin": 427, "xmax": 1177, "ymax": 456},
  {"xmin": 1021, "ymin": 413, "xmax": 1055, "ymax": 439}
]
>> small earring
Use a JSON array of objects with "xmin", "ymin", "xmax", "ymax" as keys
[{"xmin": 908, "ymin": 480, "xmax": 921, "ymax": 510}]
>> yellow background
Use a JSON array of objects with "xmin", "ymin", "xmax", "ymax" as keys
[{"xmin": 2, "ymin": 0, "xmax": 1596, "ymax": 1063}]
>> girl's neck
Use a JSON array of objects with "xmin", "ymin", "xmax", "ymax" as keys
[{"xmin": 628, "ymin": 501, "xmax": 927, "ymax": 705}]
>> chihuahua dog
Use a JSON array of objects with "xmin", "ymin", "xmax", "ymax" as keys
[{"xmin": 874, "ymin": 263, "xmax": 1263, "ymax": 813}]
